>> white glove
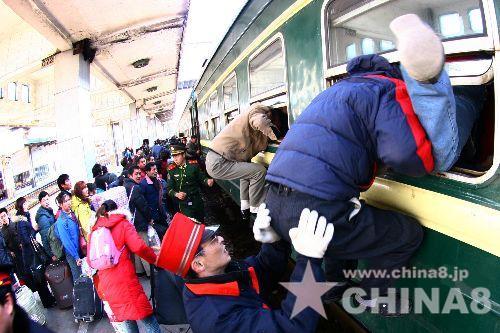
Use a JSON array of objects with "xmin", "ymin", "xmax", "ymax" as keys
[
  {"xmin": 289, "ymin": 208, "xmax": 334, "ymax": 258},
  {"xmin": 253, "ymin": 203, "xmax": 281, "ymax": 243}
]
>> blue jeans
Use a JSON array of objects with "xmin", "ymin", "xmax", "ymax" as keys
[
  {"xmin": 113, "ymin": 315, "xmax": 161, "ymax": 333},
  {"xmin": 65, "ymin": 252, "xmax": 81, "ymax": 282},
  {"xmin": 402, "ymin": 68, "xmax": 484, "ymax": 171}
]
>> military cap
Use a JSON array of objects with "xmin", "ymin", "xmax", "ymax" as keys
[{"xmin": 170, "ymin": 144, "xmax": 187, "ymax": 155}]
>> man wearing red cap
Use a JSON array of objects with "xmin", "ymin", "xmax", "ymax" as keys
[{"xmin": 157, "ymin": 205, "xmax": 334, "ymax": 333}]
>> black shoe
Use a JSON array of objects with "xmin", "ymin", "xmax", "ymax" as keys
[
  {"xmin": 352, "ymin": 292, "xmax": 412, "ymax": 317},
  {"xmin": 241, "ymin": 209, "xmax": 250, "ymax": 222}
]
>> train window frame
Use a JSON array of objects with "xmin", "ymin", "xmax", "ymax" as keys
[
  {"xmin": 208, "ymin": 91, "xmax": 219, "ymax": 117},
  {"xmin": 320, "ymin": 0, "xmax": 500, "ymax": 185},
  {"xmin": 222, "ymin": 72, "xmax": 239, "ymax": 112},
  {"xmin": 321, "ymin": 0, "xmax": 496, "ymax": 79},
  {"xmin": 248, "ymin": 33, "xmax": 291, "ymax": 142},
  {"xmin": 248, "ymin": 33, "xmax": 288, "ymax": 104}
]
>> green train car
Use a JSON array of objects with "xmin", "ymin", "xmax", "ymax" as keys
[{"xmin": 179, "ymin": 0, "xmax": 500, "ymax": 331}]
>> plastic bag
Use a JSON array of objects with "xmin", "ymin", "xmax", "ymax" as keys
[{"xmin": 147, "ymin": 225, "xmax": 161, "ymax": 253}]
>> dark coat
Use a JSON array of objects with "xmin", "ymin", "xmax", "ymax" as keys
[
  {"xmin": 35, "ymin": 207, "xmax": 56, "ymax": 257},
  {"xmin": 267, "ymin": 54, "xmax": 434, "ymax": 201},
  {"xmin": 139, "ymin": 176, "xmax": 166, "ymax": 222},
  {"xmin": 0, "ymin": 229, "xmax": 13, "ymax": 266},
  {"xmin": 123, "ymin": 178, "xmax": 152, "ymax": 232},
  {"xmin": 183, "ymin": 241, "xmax": 322, "ymax": 333}
]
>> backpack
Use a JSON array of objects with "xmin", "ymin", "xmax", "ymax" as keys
[
  {"xmin": 87, "ymin": 227, "xmax": 124, "ymax": 270},
  {"xmin": 47, "ymin": 224, "xmax": 64, "ymax": 260}
]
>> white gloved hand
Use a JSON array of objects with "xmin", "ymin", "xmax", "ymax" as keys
[
  {"xmin": 289, "ymin": 208, "xmax": 334, "ymax": 259},
  {"xmin": 253, "ymin": 203, "xmax": 281, "ymax": 243}
]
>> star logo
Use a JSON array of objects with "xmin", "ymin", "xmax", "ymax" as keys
[{"xmin": 280, "ymin": 261, "xmax": 337, "ymax": 319}]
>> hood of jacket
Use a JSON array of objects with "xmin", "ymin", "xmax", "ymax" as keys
[
  {"xmin": 347, "ymin": 54, "xmax": 402, "ymax": 79},
  {"xmin": 93, "ymin": 208, "xmax": 132, "ymax": 230}
]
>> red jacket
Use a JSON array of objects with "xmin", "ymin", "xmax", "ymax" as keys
[{"xmin": 91, "ymin": 210, "xmax": 157, "ymax": 322}]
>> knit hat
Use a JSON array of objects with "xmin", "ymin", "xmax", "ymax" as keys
[
  {"xmin": 390, "ymin": 14, "xmax": 444, "ymax": 82},
  {"xmin": 156, "ymin": 213, "xmax": 206, "ymax": 277}
]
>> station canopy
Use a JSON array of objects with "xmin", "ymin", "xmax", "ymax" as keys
[{"xmin": 2, "ymin": 0, "xmax": 190, "ymax": 122}]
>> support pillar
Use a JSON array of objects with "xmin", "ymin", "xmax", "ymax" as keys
[{"xmin": 54, "ymin": 50, "xmax": 95, "ymax": 181}]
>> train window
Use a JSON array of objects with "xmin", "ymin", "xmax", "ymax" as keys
[
  {"xmin": 346, "ymin": 43, "xmax": 356, "ymax": 61},
  {"xmin": 208, "ymin": 91, "xmax": 219, "ymax": 117},
  {"xmin": 204, "ymin": 120, "xmax": 209, "ymax": 138},
  {"xmin": 211, "ymin": 117, "xmax": 221, "ymax": 137},
  {"xmin": 439, "ymin": 13, "xmax": 464, "ymax": 38},
  {"xmin": 325, "ymin": 0, "xmax": 487, "ymax": 68},
  {"xmin": 361, "ymin": 38, "xmax": 375, "ymax": 55},
  {"xmin": 249, "ymin": 38, "xmax": 286, "ymax": 99},
  {"xmin": 468, "ymin": 8, "xmax": 483, "ymax": 33},
  {"xmin": 223, "ymin": 74, "xmax": 238, "ymax": 110}
]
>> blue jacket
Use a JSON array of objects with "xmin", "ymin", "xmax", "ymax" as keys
[
  {"xmin": 54, "ymin": 211, "xmax": 80, "ymax": 260},
  {"xmin": 267, "ymin": 55, "xmax": 434, "ymax": 201},
  {"xmin": 183, "ymin": 241, "xmax": 322, "ymax": 333},
  {"xmin": 35, "ymin": 206, "xmax": 56, "ymax": 257}
]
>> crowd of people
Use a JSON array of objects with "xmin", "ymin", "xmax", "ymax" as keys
[{"xmin": 0, "ymin": 14, "xmax": 487, "ymax": 333}]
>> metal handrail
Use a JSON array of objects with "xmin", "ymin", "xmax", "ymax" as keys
[{"xmin": 0, "ymin": 179, "xmax": 59, "ymax": 214}]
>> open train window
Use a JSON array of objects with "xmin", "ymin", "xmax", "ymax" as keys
[
  {"xmin": 211, "ymin": 116, "xmax": 221, "ymax": 138},
  {"xmin": 322, "ymin": 0, "xmax": 499, "ymax": 184},
  {"xmin": 249, "ymin": 34, "xmax": 290, "ymax": 141},
  {"xmin": 223, "ymin": 73, "xmax": 238, "ymax": 111},
  {"xmin": 249, "ymin": 36, "xmax": 287, "ymax": 101},
  {"xmin": 323, "ymin": 0, "xmax": 493, "ymax": 76},
  {"xmin": 208, "ymin": 91, "xmax": 219, "ymax": 117}
]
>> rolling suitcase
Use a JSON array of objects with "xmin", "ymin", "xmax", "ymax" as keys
[
  {"xmin": 73, "ymin": 275, "xmax": 103, "ymax": 322},
  {"xmin": 45, "ymin": 261, "xmax": 73, "ymax": 309},
  {"xmin": 12, "ymin": 274, "xmax": 46, "ymax": 325}
]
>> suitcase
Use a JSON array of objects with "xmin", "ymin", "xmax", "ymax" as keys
[
  {"xmin": 73, "ymin": 275, "xmax": 103, "ymax": 322},
  {"xmin": 45, "ymin": 261, "xmax": 73, "ymax": 309},
  {"xmin": 151, "ymin": 266, "xmax": 188, "ymax": 325},
  {"xmin": 13, "ymin": 274, "xmax": 46, "ymax": 325}
]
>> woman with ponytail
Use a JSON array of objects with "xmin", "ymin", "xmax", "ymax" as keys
[{"xmin": 90, "ymin": 200, "xmax": 160, "ymax": 332}]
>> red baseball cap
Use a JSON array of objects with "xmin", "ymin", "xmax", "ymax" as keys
[{"xmin": 156, "ymin": 213, "xmax": 206, "ymax": 277}]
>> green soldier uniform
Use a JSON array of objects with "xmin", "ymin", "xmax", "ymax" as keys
[{"xmin": 167, "ymin": 145, "xmax": 211, "ymax": 222}]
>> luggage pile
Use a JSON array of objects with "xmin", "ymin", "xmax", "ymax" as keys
[{"xmin": 13, "ymin": 274, "xmax": 46, "ymax": 325}]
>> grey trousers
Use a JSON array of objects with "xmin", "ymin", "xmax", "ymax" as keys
[
  {"xmin": 206, "ymin": 151, "xmax": 267, "ymax": 210},
  {"xmin": 133, "ymin": 231, "xmax": 150, "ymax": 277}
]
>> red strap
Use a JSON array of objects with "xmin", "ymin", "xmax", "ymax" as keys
[
  {"xmin": 365, "ymin": 75, "xmax": 434, "ymax": 173},
  {"xmin": 248, "ymin": 267, "xmax": 260, "ymax": 294},
  {"xmin": 185, "ymin": 281, "xmax": 240, "ymax": 297}
]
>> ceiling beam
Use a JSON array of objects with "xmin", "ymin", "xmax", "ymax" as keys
[
  {"xmin": 118, "ymin": 68, "xmax": 178, "ymax": 88},
  {"xmin": 94, "ymin": 16, "xmax": 185, "ymax": 52},
  {"xmin": 143, "ymin": 89, "xmax": 177, "ymax": 102},
  {"xmin": 3, "ymin": 0, "xmax": 72, "ymax": 51}
]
